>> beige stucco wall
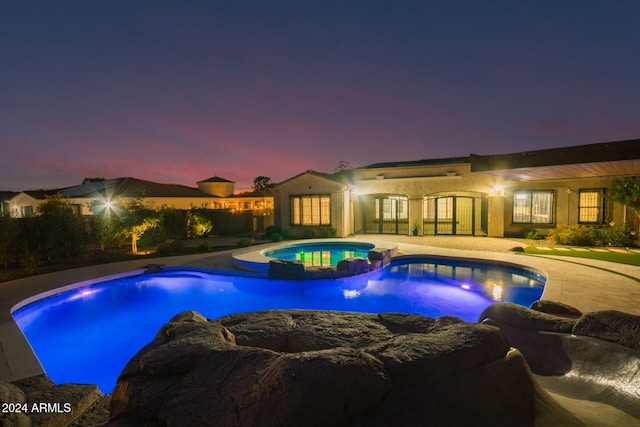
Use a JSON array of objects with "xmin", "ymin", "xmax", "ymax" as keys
[
  {"xmin": 7, "ymin": 193, "xmax": 40, "ymax": 217},
  {"xmin": 197, "ymin": 181, "xmax": 235, "ymax": 197},
  {"xmin": 352, "ymin": 164, "xmax": 498, "ymax": 198},
  {"xmin": 350, "ymin": 163, "xmax": 499, "ymax": 235},
  {"xmin": 274, "ymin": 173, "xmax": 348, "ymax": 238},
  {"xmin": 500, "ymin": 176, "xmax": 623, "ymax": 237}
]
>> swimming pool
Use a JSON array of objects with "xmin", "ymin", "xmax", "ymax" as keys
[
  {"xmin": 12, "ymin": 256, "xmax": 545, "ymax": 393},
  {"xmin": 232, "ymin": 239, "xmax": 395, "ymax": 273},
  {"xmin": 262, "ymin": 241, "xmax": 375, "ymax": 267}
]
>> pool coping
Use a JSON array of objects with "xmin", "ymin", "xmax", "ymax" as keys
[{"xmin": 2, "ymin": 237, "xmax": 640, "ymax": 386}]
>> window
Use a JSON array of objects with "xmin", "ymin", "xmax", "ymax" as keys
[
  {"xmin": 21, "ymin": 206, "xmax": 33, "ymax": 218},
  {"xmin": 513, "ymin": 190, "xmax": 554, "ymax": 224},
  {"xmin": 579, "ymin": 189, "xmax": 605, "ymax": 224},
  {"xmin": 375, "ymin": 196, "xmax": 408, "ymax": 220},
  {"xmin": 291, "ymin": 195, "xmax": 331, "ymax": 226},
  {"xmin": 436, "ymin": 197, "xmax": 453, "ymax": 221}
]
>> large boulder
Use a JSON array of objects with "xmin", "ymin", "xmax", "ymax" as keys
[
  {"xmin": 478, "ymin": 302, "xmax": 577, "ymax": 333},
  {"xmin": 573, "ymin": 310, "xmax": 640, "ymax": 349},
  {"xmin": 478, "ymin": 302, "xmax": 640, "ymax": 421},
  {"xmin": 0, "ymin": 380, "xmax": 30, "ymax": 427},
  {"xmin": 478, "ymin": 302, "xmax": 578, "ymax": 375},
  {"xmin": 108, "ymin": 309, "xmax": 553, "ymax": 427},
  {"xmin": 530, "ymin": 300, "xmax": 582, "ymax": 318}
]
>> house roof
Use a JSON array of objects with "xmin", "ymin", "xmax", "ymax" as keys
[
  {"xmin": 0, "ymin": 191, "xmax": 18, "ymax": 201},
  {"xmin": 358, "ymin": 156, "xmax": 470, "ymax": 170},
  {"xmin": 274, "ymin": 170, "xmax": 348, "ymax": 188},
  {"xmin": 23, "ymin": 189, "xmax": 62, "ymax": 199},
  {"xmin": 197, "ymin": 176, "xmax": 235, "ymax": 184},
  {"xmin": 470, "ymin": 138, "xmax": 640, "ymax": 180},
  {"xmin": 55, "ymin": 177, "xmax": 216, "ymax": 200}
]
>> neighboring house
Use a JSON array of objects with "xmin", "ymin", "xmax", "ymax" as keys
[
  {"xmin": 0, "ymin": 191, "xmax": 18, "ymax": 216},
  {"xmin": 5, "ymin": 190, "xmax": 59, "ymax": 218},
  {"xmin": 5, "ymin": 176, "xmax": 274, "ymax": 230},
  {"xmin": 272, "ymin": 139, "xmax": 640, "ymax": 238}
]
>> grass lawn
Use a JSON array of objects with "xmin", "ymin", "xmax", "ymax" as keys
[{"xmin": 524, "ymin": 246, "xmax": 640, "ymax": 266}]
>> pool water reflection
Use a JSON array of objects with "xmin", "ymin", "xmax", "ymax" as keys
[{"xmin": 262, "ymin": 242, "xmax": 374, "ymax": 267}]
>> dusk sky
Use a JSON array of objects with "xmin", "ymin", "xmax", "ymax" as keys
[{"xmin": 2, "ymin": 1, "xmax": 639, "ymax": 192}]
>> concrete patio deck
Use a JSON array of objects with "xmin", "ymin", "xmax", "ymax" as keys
[{"xmin": 1, "ymin": 235, "xmax": 639, "ymax": 425}]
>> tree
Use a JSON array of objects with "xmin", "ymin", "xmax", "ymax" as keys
[
  {"xmin": 89, "ymin": 197, "xmax": 126, "ymax": 251},
  {"xmin": 35, "ymin": 195, "xmax": 85, "ymax": 261},
  {"xmin": 82, "ymin": 177, "xmax": 106, "ymax": 184},
  {"xmin": 93, "ymin": 194, "xmax": 157, "ymax": 255},
  {"xmin": 253, "ymin": 176, "xmax": 272, "ymax": 192},
  {"xmin": 610, "ymin": 177, "xmax": 640, "ymax": 215},
  {"xmin": 119, "ymin": 197, "xmax": 159, "ymax": 255},
  {"xmin": 334, "ymin": 160, "xmax": 351, "ymax": 173},
  {"xmin": 186, "ymin": 207, "xmax": 213, "ymax": 238},
  {"xmin": 0, "ymin": 213, "xmax": 19, "ymax": 267}
]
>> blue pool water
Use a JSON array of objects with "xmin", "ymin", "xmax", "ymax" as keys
[
  {"xmin": 12, "ymin": 258, "xmax": 545, "ymax": 393},
  {"xmin": 262, "ymin": 241, "xmax": 375, "ymax": 267}
]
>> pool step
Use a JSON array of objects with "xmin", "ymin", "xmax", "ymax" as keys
[{"xmin": 12, "ymin": 375, "xmax": 104, "ymax": 427}]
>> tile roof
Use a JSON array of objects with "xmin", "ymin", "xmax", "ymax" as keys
[
  {"xmin": 58, "ymin": 177, "xmax": 215, "ymax": 199},
  {"xmin": 358, "ymin": 156, "xmax": 470, "ymax": 170},
  {"xmin": 0, "ymin": 191, "xmax": 18, "ymax": 201},
  {"xmin": 197, "ymin": 176, "xmax": 235, "ymax": 183},
  {"xmin": 470, "ymin": 138, "xmax": 640, "ymax": 172},
  {"xmin": 274, "ymin": 170, "xmax": 349, "ymax": 187}
]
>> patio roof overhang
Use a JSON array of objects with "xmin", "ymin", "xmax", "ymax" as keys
[{"xmin": 470, "ymin": 139, "xmax": 640, "ymax": 181}]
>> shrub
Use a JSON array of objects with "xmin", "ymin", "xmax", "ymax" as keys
[
  {"xmin": 156, "ymin": 240, "xmax": 185, "ymax": 255},
  {"xmin": 186, "ymin": 208, "xmax": 213, "ymax": 238},
  {"xmin": 302, "ymin": 229, "xmax": 315, "ymax": 239},
  {"xmin": 320, "ymin": 227, "xmax": 337, "ymax": 238},
  {"xmin": 265, "ymin": 226, "xmax": 285, "ymax": 241},
  {"xmin": 597, "ymin": 223, "xmax": 636, "ymax": 247},
  {"xmin": 550, "ymin": 225, "xmax": 597, "ymax": 246},
  {"xmin": 237, "ymin": 238, "xmax": 254, "ymax": 248},
  {"xmin": 196, "ymin": 242, "xmax": 211, "ymax": 252},
  {"xmin": 522, "ymin": 228, "xmax": 545, "ymax": 240}
]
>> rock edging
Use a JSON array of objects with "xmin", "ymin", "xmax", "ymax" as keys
[{"xmin": 107, "ymin": 309, "xmax": 558, "ymax": 427}]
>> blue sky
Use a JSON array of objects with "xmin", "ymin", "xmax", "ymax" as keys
[{"xmin": 2, "ymin": 1, "xmax": 639, "ymax": 191}]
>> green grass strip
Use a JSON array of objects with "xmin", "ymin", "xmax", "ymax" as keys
[
  {"xmin": 523, "ymin": 247, "xmax": 640, "ymax": 283},
  {"xmin": 524, "ymin": 246, "xmax": 640, "ymax": 266}
]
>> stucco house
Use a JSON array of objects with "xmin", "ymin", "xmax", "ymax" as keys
[
  {"xmin": 4, "ymin": 176, "xmax": 274, "ymax": 227},
  {"xmin": 272, "ymin": 139, "xmax": 640, "ymax": 238}
]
